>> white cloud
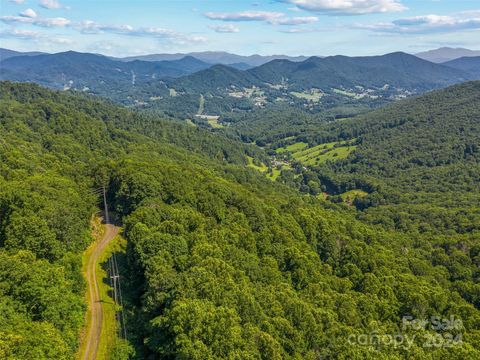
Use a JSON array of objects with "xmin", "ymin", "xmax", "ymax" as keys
[
  {"xmin": 357, "ymin": 12, "xmax": 480, "ymax": 34},
  {"xmin": 131, "ymin": 27, "xmax": 208, "ymax": 45},
  {"xmin": 0, "ymin": 28, "xmax": 41, "ymax": 39},
  {"xmin": 74, "ymin": 20, "xmax": 207, "ymax": 45},
  {"xmin": 208, "ymin": 24, "xmax": 240, "ymax": 33},
  {"xmin": 205, "ymin": 10, "xmax": 318, "ymax": 27},
  {"xmin": 278, "ymin": 0, "xmax": 406, "ymax": 15},
  {"xmin": 39, "ymin": 0, "xmax": 64, "ymax": 9},
  {"xmin": 0, "ymin": 11, "xmax": 205, "ymax": 45},
  {"xmin": 75, "ymin": 20, "xmax": 134, "ymax": 34},
  {"xmin": 41, "ymin": 17, "xmax": 70, "ymax": 26},
  {"xmin": 205, "ymin": 11, "xmax": 284, "ymax": 22},
  {"xmin": 458, "ymin": 10, "xmax": 480, "ymax": 17},
  {"xmin": 0, "ymin": 15, "xmax": 71, "ymax": 27},
  {"xmin": 20, "ymin": 8, "xmax": 38, "ymax": 18},
  {"xmin": 288, "ymin": 7, "xmax": 303, "ymax": 12},
  {"xmin": 0, "ymin": 27, "xmax": 74, "ymax": 46},
  {"xmin": 50, "ymin": 37, "xmax": 73, "ymax": 44},
  {"xmin": 278, "ymin": 27, "xmax": 319, "ymax": 33},
  {"xmin": 0, "ymin": 15, "xmax": 31, "ymax": 24},
  {"xmin": 393, "ymin": 15, "xmax": 456, "ymax": 26},
  {"xmin": 272, "ymin": 16, "xmax": 318, "ymax": 25}
]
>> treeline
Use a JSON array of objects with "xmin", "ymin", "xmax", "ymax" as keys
[
  {"xmin": 110, "ymin": 146, "xmax": 480, "ymax": 359},
  {"xmin": 0, "ymin": 81, "xmax": 267, "ymax": 359},
  {"xmin": 2, "ymin": 81, "xmax": 480, "ymax": 359},
  {"xmin": 106, "ymin": 85, "xmax": 480, "ymax": 358},
  {"xmin": 313, "ymin": 81, "xmax": 480, "ymax": 232},
  {"xmin": 0, "ymin": 83, "xmax": 106, "ymax": 358}
]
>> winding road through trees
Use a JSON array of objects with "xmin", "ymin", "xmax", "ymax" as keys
[{"xmin": 80, "ymin": 223, "xmax": 120, "ymax": 360}]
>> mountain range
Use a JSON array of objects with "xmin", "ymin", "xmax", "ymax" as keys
[
  {"xmin": 443, "ymin": 56, "xmax": 480, "ymax": 78},
  {"xmin": 171, "ymin": 52, "xmax": 474, "ymax": 94},
  {"xmin": 3, "ymin": 46, "xmax": 479, "ymax": 66},
  {"xmin": 119, "ymin": 51, "xmax": 308, "ymax": 67},
  {"xmin": 1, "ymin": 48, "xmax": 480, "ymax": 113},
  {"xmin": 415, "ymin": 47, "xmax": 480, "ymax": 63},
  {"xmin": 0, "ymin": 48, "xmax": 45, "ymax": 61},
  {"xmin": 0, "ymin": 50, "xmax": 211, "ymax": 91}
]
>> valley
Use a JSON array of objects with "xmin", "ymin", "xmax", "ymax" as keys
[
  {"xmin": 1, "ymin": 19, "xmax": 480, "ymax": 359},
  {"xmin": 1, "ymin": 75, "xmax": 479, "ymax": 358}
]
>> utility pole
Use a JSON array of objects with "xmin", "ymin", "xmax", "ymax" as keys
[
  {"xmin": 104, "ymin": 185, "xmax": 128, "ymax": 340},
  {"xmin": 103, "ymin": 185, "xmax": 109, "ymax": 224}
]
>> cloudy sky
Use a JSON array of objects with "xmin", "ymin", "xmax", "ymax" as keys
[{"xmin": 0, "ymin": 0, "xmax": 479, "ymax": 56}]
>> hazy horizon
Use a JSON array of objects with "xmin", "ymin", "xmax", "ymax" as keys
[
  {"xmin": 3, "ymin": 46, "xmax": 480, "ymax": 60},
  {"xmin": 1, "ymin": 0, "xmax": 479, "ymax": 57}
]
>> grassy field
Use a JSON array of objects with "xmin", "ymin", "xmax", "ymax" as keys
[
  {"xmin": 246, "ymin": 156, "xmax": 286, "ymax": 182},
  {"xmin": 333, "ymin": 88, "xmax": 364, "ymax": 100},
  {"xmin": 276, "ymin": 142, "xmax": 308, "ymax": 154},
  {"xmin": 246, "ymin": 155, "xmax": 268, "ymax": 172},
  {"xmin": 207, "ymin": 116, "xmax": 223, "ymax": 128},
  {"xmin": 266, "ymin": 167, "xmax": 282, "ymax": 181},
  {"xmin": 197, "ymin": 94, "xmax": 205, "ymax": 115},
  {"xmin": 290, "ymin": 90, "xmax": 323, "ymax": 102},
  {"xmin": 292, "ymin": 140, "xmax": 357, "ymax": 166}
]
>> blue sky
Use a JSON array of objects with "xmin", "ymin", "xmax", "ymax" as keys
[{"xmin": 0, "ymin": 0, "xmax": 479, "ymax": 56}]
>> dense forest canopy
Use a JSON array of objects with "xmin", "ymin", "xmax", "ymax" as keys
[
  {"xmin": 300, "ymin": 82, "xmax": 480, "ymax": 234},
  {"xmin": 0, "ymin": 81, "xmax": 265, "ymax": 359},
  {"xmin": 1, "ymin": 81, "xmax": 479, "ymax": 359}
]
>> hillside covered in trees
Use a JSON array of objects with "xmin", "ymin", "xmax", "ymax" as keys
[
  {"xmin": 299, "ymin": 81, "xmax": 480, "ymax": 233},
  {"xmin": 1, "ymin": 81, "xmax": 480, "ymax": 359}
]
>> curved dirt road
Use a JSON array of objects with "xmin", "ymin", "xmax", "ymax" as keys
[{"xmin": 81, "ymin": 223, "xmax": 120, "ymax": 360}]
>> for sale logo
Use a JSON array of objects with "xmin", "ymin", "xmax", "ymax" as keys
[{"xmin": 348, "ymin": 315, "xmax": 464, "ymax": 349}]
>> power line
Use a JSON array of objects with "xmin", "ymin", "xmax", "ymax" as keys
[
  {"xmin": 113, "ymin": 253, "xmax": 128, "ymax": 340},
  {"xmin": 103, "ymin": 185, "xmax": 128, "ymax": 340},
  {"xmin": 103, "ymin": 185, "xmax": 110, "ymax": 225}
]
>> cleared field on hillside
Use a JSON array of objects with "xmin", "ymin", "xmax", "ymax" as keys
[
  {"xmin": 333, "ymin": 88, "xmax": 364, "ymax": 99},
  {"xmin": 246, "ymin": 155, "xmax": 268, "ymax": 172},
  {"xmin": 276, "ymin": 142, "xmax": 308, "ymax": 153},
  {"xmin": 292, "ymin": 140, "xmax": 357, "ymax": 166},
  {"xmin": 290, "ymin": 90, "xmax": 323, "ymax": 102}
]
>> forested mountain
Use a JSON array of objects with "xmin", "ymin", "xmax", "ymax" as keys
[
  {"xmin": 156, "ymin": 52, "xmax": 475, "ymax": 122},
  {"xmin": 285, "ymin": 81, "xmax": 480, "ymax": 236},
  {"xmin": 444, "ymin": 57, "xmax": 480, "ymax": 77},
  {"xmin": 1, "ymin": 50, "xmax": 476, "ymax": 118},
  {"xmin": 0, "ymin": 81, "xmax": 266, "ymax": 359},
  {"xmin": 0, "ymin": 51, "xmax": 211, "ymax": 93},
  {"xmin": 251, "ymin": 52, "xmax": 470, "ymax": 90},
  {"xmin": 171, "ymin": 64, "xmax": 262, "ymax": 93},
  {"xmin": 415, "ymin": 47, "xmax": 480, "ymax": 63},
  {"xmin": 121, "ymin": 51, "xmax": 308, "ymax": 67},
  {"xmin": 1, "ymin": 81, "xmax": 480, "ymax": 359},
  {"xmin": 172, "ymin": 51, "xmax": 471, "ymax": 95},
  {"xmin": 0, "ymin": 48, "xmax": 44, "ymax": 61}
]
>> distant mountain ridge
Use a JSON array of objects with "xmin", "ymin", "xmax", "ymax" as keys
[
  {"xmin": 443, "ymin": 57, "xmax": 480, "ymax": 78},
  {"xmin": 415, "ymin": 47, "xmax": 480, "ymax": 63},
  {"xmin": 120, "ymin": 51, "xmax": 309, "ymax": 67},
  {"xmin": 170, "ymin": 51, "xmax": 473, "ymax": 94},
  {"xmin": 0, "ymin": 48, "xmax": 45, "ymax": 61},
  {"xmin": 1, "ymin": 48, "xmax": 478, "ymax": 113},
  {"xmin": 0, "ymin": 50, "xmax": 212, "ymax": 91}
]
